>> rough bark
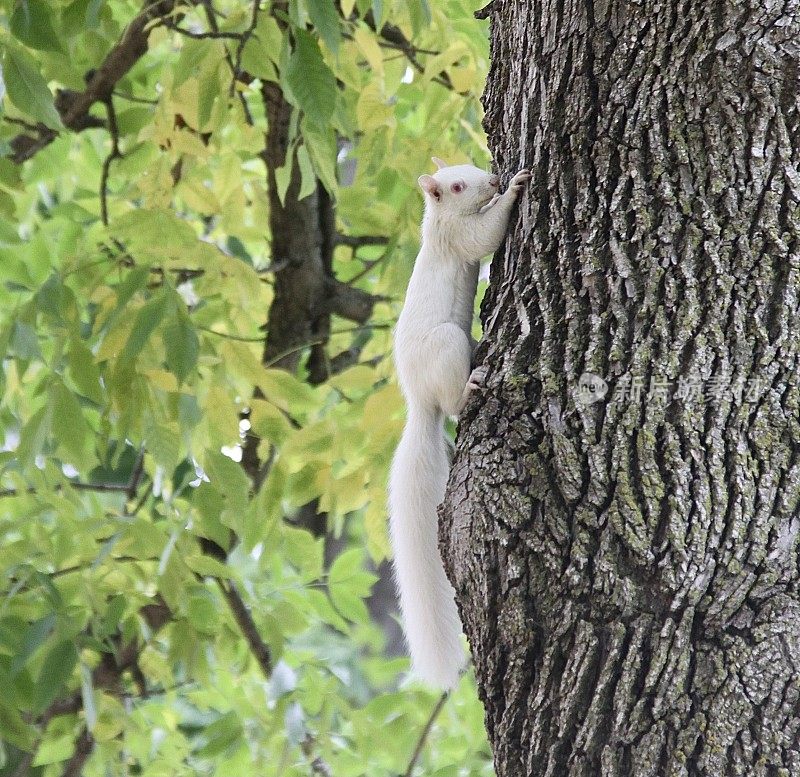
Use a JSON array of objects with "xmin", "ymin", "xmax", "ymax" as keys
[{"xmin": 441, "ymin": 2, "xmax": 800, "ymax": 775}]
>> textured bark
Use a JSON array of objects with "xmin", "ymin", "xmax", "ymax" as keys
[
  {"xmin": 440, "ymin": 2, "xmax": 800, "ymax": 775},
  {"xmin": 240, "ymin": 80, "xmax": 376, "ymax": 486}
]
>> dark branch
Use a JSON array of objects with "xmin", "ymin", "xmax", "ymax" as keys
[
  {"xmin": 0, "ymin": 481, "xmax": 131, "ymax": 499},
  {"xmin": 473, "ymin": 1, "xmax": 496, "ymax": 20},
  {"xmin": 324, "ymin": 278, "xmax": 380, "ymax": 324},
  {"xmin": 112, "ymin": 90, "xmax": 159, "ymax": 105},
  {"xmin": 164, "ymin": 24, "xmax": 243, "ymax": 39},
  {"xmin": 9, "ymin": 0, "xmax": 184, "ymax": 163},
  {"xmin": 60, "ymin": 727, "xmax": 94, "ymax": 777},
  {"xmin": 403, "ymin": 692, "xmax": 449, "ymax": 777},
  {"xmin": 217, "ymin": 579, "xmax": 273, "ymax": 676},
  {"xmin": 99, "ymin": 95, "xmax": 122, "ymax": 226},
  {"xmin": 335, "ymin": 233, "xmax": 390, "ymax": 248}
]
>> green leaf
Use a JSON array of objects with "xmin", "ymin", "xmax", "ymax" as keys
[
  {"xmin": 186, "ymin": 587, "xmax": 219, "ymax": 634},
  {"xmin": 67, "ymin": 340, "xmax": 104, "ymax": 403},
  {"xmin": 275, "ymin": 148, "xmax": 293, "ymax": 206},
  {"xmin": 283, "ymin": 30, "xmax": 336, "ymax": 127},
  {"xmin": 306, "ymin": 0, "xmax": 340, "ymax": 55},
  {"xmin": 302, "ymin": 121, "xmax": 338, "ymax": 194},
  {"xmin": 408, "ymin": 0, "xmax": 431, "ymax": 35},
  {"xmin": 163, "ymin": 316, "xmax": 199, "ymax": 384},
  {"xmin": 297, "ymin": 144, "xmax": 316, "ymax": 200},
  {"xmin": 0, "ymin": 703, "xmax": 34, "ymax": 749},
  {"xmin": 202, "ymin": 452, "xmax": 250, "ymax": 516},
  {"xmin": 2, "ymin": 46, "xmax": 63, "ymax": 129},
  {"xmin": 33, "ymin": 733, "xmax": 75, "ymax": 765},
  {"xmin": 10, "ymin": 0, "xmax": 63, "ymax": 52},
  {"xmin": 244, "ymin": 467, "xmax": 283, "ymax": 551},
  {"xmin": 50, "ymin": 380, "xmax": 88, "ymax": 463},
  {"xmin": 11, "ymin": 615, "xmax": 56, "ymax": 676},
  {"xmin": 113, "ymin": 267, "xmax": 150, "ymax": 311},
  {"xmin": 10, "ymin": 320, "xmax": 40, "ymax": 360},
  {"xmin": 197, "ymin": 60, "xmax": 220, "ymax": 130},
  {"xmin": 328, "ymin": 549, "xmax": 376, "ymax": 623},
  {"xmin": 33, "ymin": 641, "xmax": 77, "ymax": 714},
  {"xmin": 195, "ymin": 711, "xmax": 244, "ymax": 757},
  {"xmin": 123, "ymin": 293, "xmax": 170, "ymax": 359},
  {"xmin": 63, "ymin": 0, "xmax": 105, "ymax": 35},
  {"xmin": 16, "ymin": 404, "xmax": 52, "ymax": 468}
]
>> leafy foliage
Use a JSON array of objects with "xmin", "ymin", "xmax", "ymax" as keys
[{"xmin": 0, "ymin": 0, "xmax": 496, "ymax": 774}]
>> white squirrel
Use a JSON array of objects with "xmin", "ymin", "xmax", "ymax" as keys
[{"xmin": 389, "ymin": 158, "xmax": 531, "ymax": 688}]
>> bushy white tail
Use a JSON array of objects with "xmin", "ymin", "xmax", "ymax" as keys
[{"xmin": 388, "ymin": 404, "xmax": 465, "ymax": 688}]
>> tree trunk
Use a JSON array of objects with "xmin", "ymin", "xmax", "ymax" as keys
[{"xmin": 441, "ymin": 2, "xmax": 800, "ymax": 775}]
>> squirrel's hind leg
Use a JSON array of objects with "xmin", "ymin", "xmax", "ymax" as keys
[{"xmin": 425, "ymin": 323, "xmax": 472, "ymax": 417}]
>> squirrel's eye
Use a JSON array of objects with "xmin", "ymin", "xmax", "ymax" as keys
[{"xmin": 450, "ymin": 182, "xmax": 465, "ymax": 194}]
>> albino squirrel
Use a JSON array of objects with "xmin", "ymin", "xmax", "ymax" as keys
[{"xmin": 389, "ymin": 158, "xmax": 531, "ymax": 688}]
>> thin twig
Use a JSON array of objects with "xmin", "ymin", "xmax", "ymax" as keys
[
  {"xmin": 0, "ymin": 481, "xmax": 132, "ymax": 499},
  {"xmin": 166, "ymin": 24, "xmax": 242, "ymax": 39},
  {"xmin": 345, "ymin": 253, "xmax": 391, "ymax": 283},
  {"xmin": 197, "ymin": 325, "xmax": 265, "ymax": 342},
  {"xmin": 232, "ymin": 0, "xmax": 261, "ymax": 90},
  {"xmin": 127, "ymin": 483, "xmax": 153, "ymax": 515},
  {"xmin": 99, "ymin": 93, "xmax": 122, "ymax": 226},
  {"xmin": 217, "ymin": 578, "xmax": 273, "ymax": 676},
  {"xmin": 126, "ymin": 448, "xmax": 146, "ymax": 500},
  {"xmin": 200, "ymin": 0, "xmax": 254, "ymax": 123},
  {"xmin": 112, "ymin": 90, "xmax": 159, "ymax": 105},
  {"xmin": 403, "ymin": 691, "xmax": 449, "ymax": 777},
  {"xmin": 3, "ymin": 116, "xmax": 41, "ymax": 131}
]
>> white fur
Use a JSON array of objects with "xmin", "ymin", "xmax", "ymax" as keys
[{"xmin": 389, "ymin": 161, "xmax": 530, "ymax": 688}]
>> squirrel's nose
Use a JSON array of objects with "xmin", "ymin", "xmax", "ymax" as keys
[{"xmin": 489, "ymin": 175, "xmax": 500, "ymax": 188}]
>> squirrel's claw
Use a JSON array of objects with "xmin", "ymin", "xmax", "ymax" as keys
[
  {"xmin": 466, "ymin": 365, "xmax": 489, "ymax": 391},
  {"xmin": 509, "ymin": 169, "xmax": 532, "ymax": 191}
]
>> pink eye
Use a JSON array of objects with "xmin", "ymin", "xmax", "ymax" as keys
[{"xmin": 450, "ymin": 182, "xmax": 465, "ymax": 194}]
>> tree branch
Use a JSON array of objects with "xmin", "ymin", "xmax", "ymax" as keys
[
  {"xmin": 0, "ymin": 481, "xmax": 132, "ymax": 499},
  {"xmin": 60, "ymin": 727, "xmax": 94, "ymax": 777},
  {"xmin": 217, "ymin": 578, "xmax": 273, "ymax": 676},
  {"xmin": 335, "ymin": 233, "xmax": 389, "ymax": 248},
  {"xmin": 21, "ymin": 599, "xmax": 172, "ymax": 774},
  {"xmin": 324, "ymin": 278, "xmax": 381, "ymax": 324},
  {"xmin": 99, "ymin": 94, "xmax": 122, "ymax": 226},
  {"xmin": 164, "ymin": 24, "xmax": 243, "ymax": 39},
  {"xmin": 10, "ymin": 0, "xmax": 184, "ymax": 163},
  {"xmin": 403, "ymin": 691, "xmax": 449, "ymax": 777},
  {"xmin": 369, "ymin": 18, "xmax": 456, "ymax": 91}
]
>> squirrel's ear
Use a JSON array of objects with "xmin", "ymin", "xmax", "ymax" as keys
[
  {"xmin": 431, "ymin": 156, "xmax": 447, "ymax": 170},
  {"xmin": 418, "ymin": 174, "xmax": 442, "ymax": 201}
]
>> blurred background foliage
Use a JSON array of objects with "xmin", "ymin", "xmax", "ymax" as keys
[{"xmin": 0, "ymin": 0, "xmax": 496, "ymax": 774}]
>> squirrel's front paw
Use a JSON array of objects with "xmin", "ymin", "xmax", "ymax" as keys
[
  {"xmin": 509, "ymin": 169, "xmax": 532, "ymax": 193},
  {"xmin": 466, "ymin": 365, "xmax": 489, "ymax": 392},
  {"xmin": 457, "ymin": 366, "xmax": 489, "ymax": 415}
]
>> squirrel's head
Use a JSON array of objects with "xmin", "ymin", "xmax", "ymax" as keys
[{"xmin": 418, "ymin": 158, "xmax": 500, "ymax": 217}]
